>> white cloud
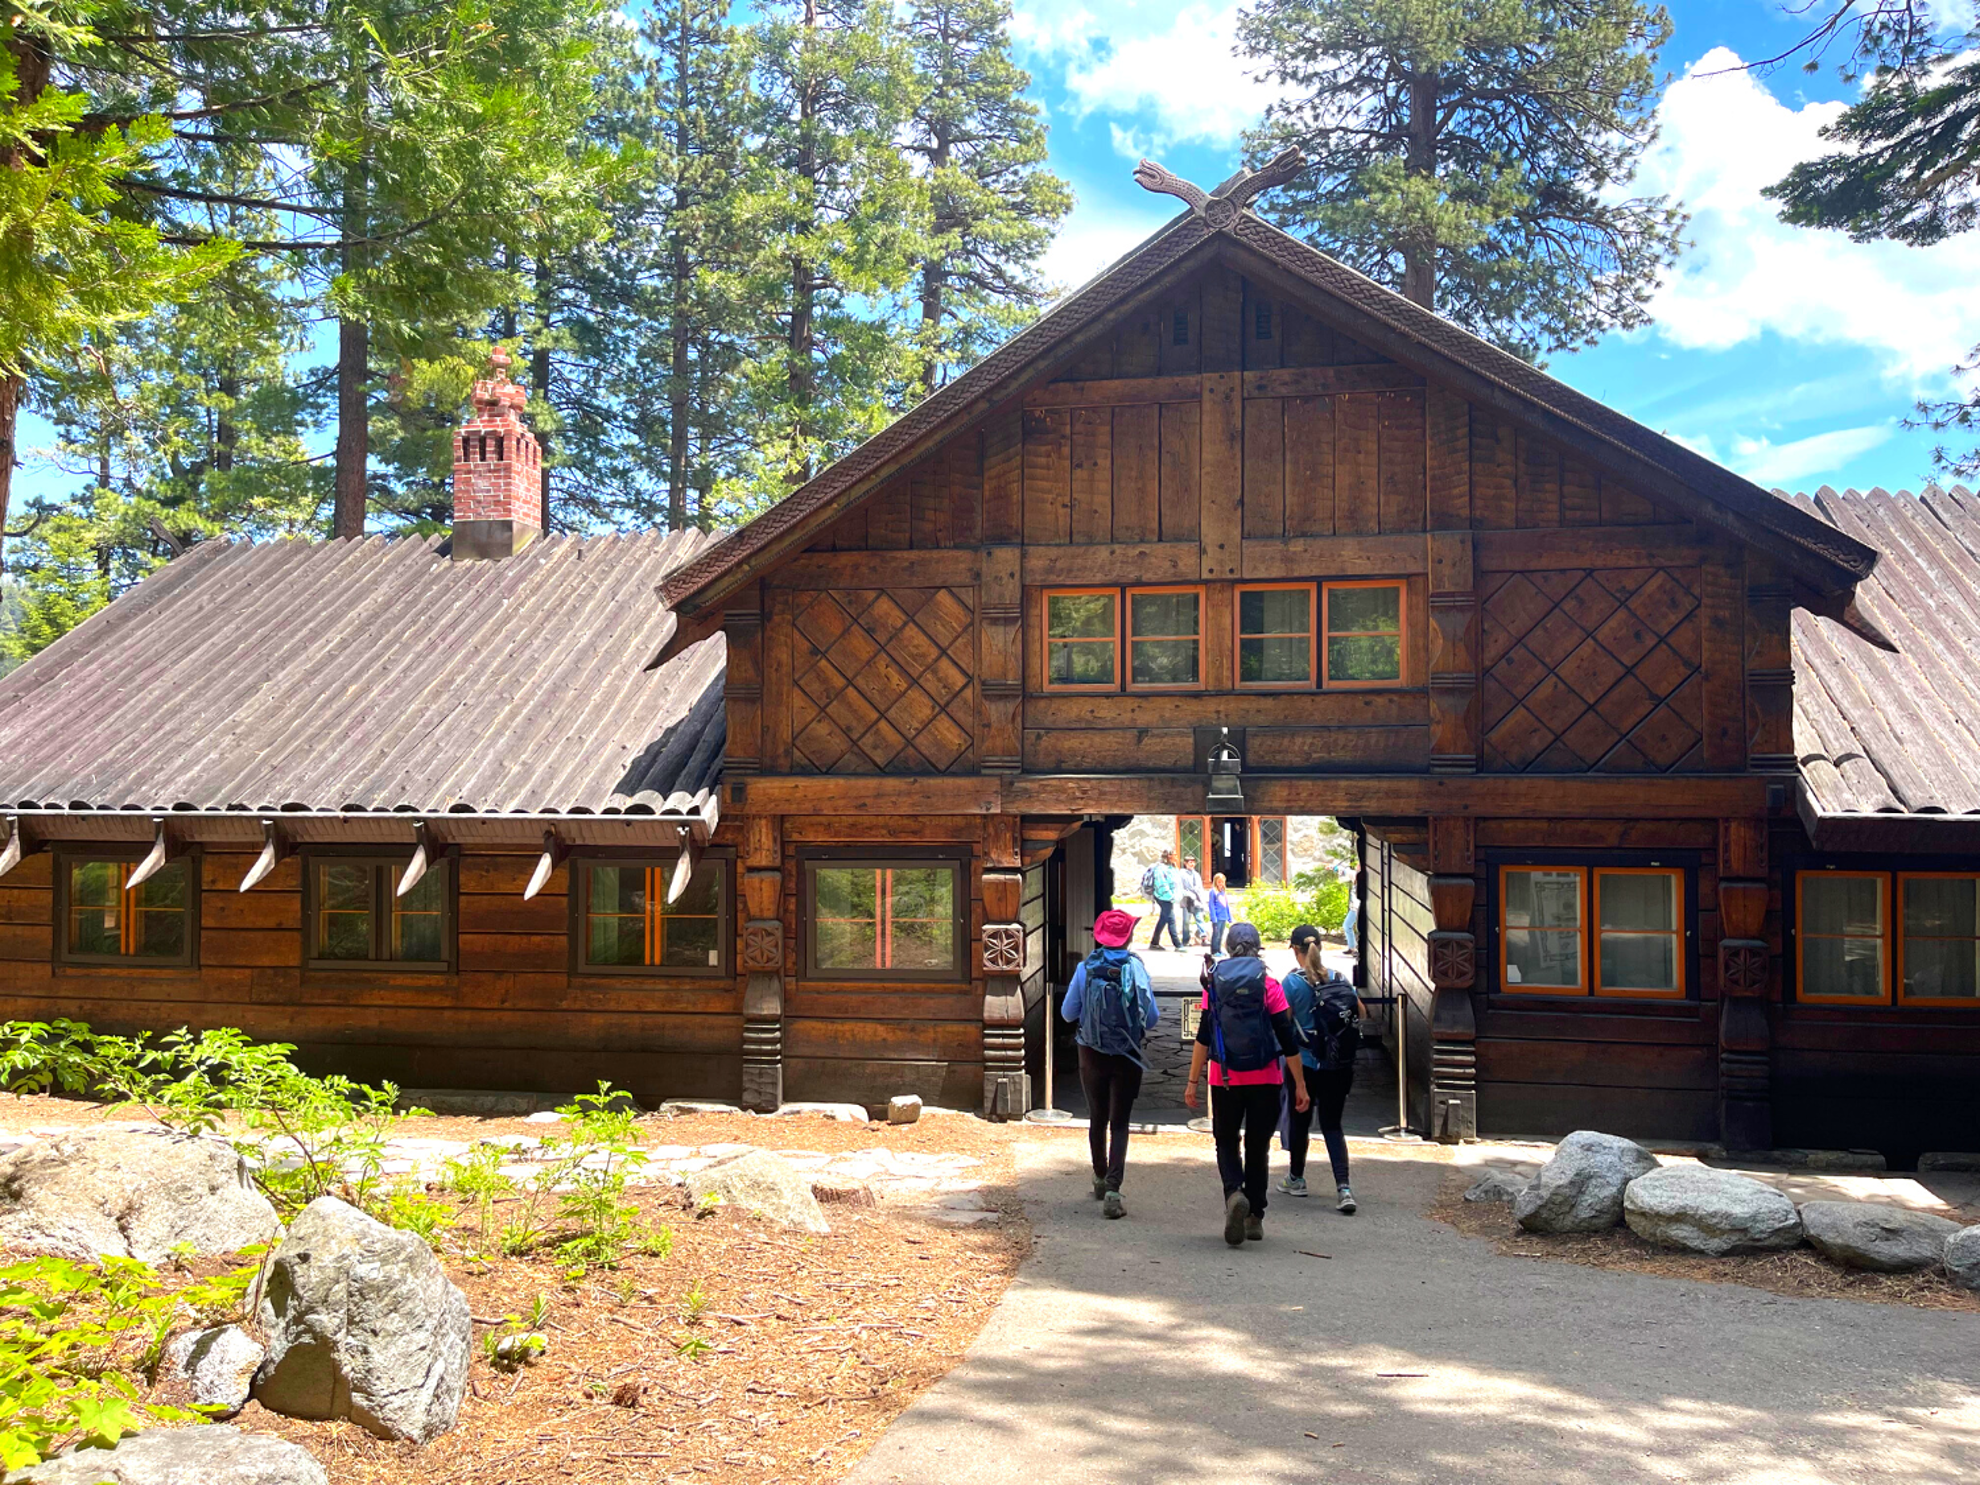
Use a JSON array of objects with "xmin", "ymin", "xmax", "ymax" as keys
[
  {"xmin": 1039, "ymin": 202, "xmax": 1173, "ymax": 296},
  {"xmin": 1728, "ymin": 424, "xmax": 1897, "ymax": 486},
  {"xmin": 1640, "ymin": 48, "xmax": 1980, "ymax": 389},
  {"xmin": 1011, "ymin": 1, "xmax": 1285, "ymax": 155}
]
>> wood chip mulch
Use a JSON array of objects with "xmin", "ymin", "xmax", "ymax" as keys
[{"xmin": 1429, "ymin": 1173, "xmax": 1980, "ymax": 1313}]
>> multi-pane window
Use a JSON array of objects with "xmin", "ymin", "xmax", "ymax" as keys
[
  {"xmin": 307, "ymin": 857, "xmax": 449, "ymax": 968},
  {"xmin": 59, "ymin": 857, "xmax": 194, "ymax": 964},
  {"xmin": 1237, "ymin": 585, "xmax": 1314, "ymax": 688},
  {"xmin": 1043, "ymin": 589, "xmax": 1118, "ymax": 689},
  {"xmin": 1127, "ymin": 587, "xmax": 1202, "ymax": 689},
  {"xmin": 579, "ymin": 860, "xmax": 727, "ymax": 975},
  {"xmin": 806, "ymin": 860, "xmax": 962, "ymax": 980},
  {"xmin": 1796, "ymin": 871, "xmax": 1980, "ymax": 1006},
  {"xmin": 1323, "ymin": 580, "xmax": 1405, "ymax": 687},
  {"xmin": 1176, "ymin": 817, "xmax": 1208, "ymax": 880},
  {"xmin": 1501, "ymin": 865, "xmax": 1685, "ymax": 997},
  {"xmin": 1796, "ymin": 872, "xmax": 1888, "ymax": 1003},
  {"xmin": 1256, "ymin": 818, "xmax": 1288, "ymax": 886}
]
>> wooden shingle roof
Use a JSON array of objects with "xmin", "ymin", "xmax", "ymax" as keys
[
  {"xmin": 1793, "ymin": 486, "xmax": 1980, "ymax": 841},
  {"xmin": 0, "ymin": 530, "xmax": 725, "ymax": 827}
]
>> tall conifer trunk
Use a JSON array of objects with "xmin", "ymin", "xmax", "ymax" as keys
[
  {"xmin": 1403, "ymin": 69, "xmax": 1438, "ymax": 310},
  {"xmin": 0, "ymin": 30, "xmax": 52, "ymax": 573},
  {"xmin": 332, "ymin": 140, "xmax": 369, "ymax": 539},
  {"xmin": 787, "ymin": 0, "xmax": 819, "ymax": 482},
  {"xmin": 666, "ymin": 3, "xmax": 693, "ymax": 530}
]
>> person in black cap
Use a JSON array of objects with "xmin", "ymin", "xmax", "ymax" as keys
[{"xmin": 1280, "ymin": 924, "xmax": 1365, "ymax": 1212}]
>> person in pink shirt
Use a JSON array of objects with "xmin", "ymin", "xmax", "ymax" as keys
[{"xmin": 1183, "ymin": 922, "xmax": 1310, "ymax": 1246}]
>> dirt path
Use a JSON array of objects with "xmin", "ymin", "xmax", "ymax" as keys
[{"xmin": 848, "ymin": 1136, "xmax": 1980, "ymax": 1485}]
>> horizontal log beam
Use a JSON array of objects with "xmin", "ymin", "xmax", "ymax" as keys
[
  {"xmin": 1474, "ymin": 524, "xmax": 1708, "ymax": 573},
  {"xmin": 1239, "ymin": 533, "xmax": 1427, "ymax": 580},
  {"xmin": 729, "ymin": 772, "xmax": 1773, "ymax": 818},
  {"xmin": 768, "ymin": 548, "xmax": 982, "ymax": 590},
  {"xmin": 1020, "ymin": 363, "xmax": 1423, "ymax": 411},
  {"xmin": 1024, "ymin": 374, "xmax": 1203, "ymax": 409}
]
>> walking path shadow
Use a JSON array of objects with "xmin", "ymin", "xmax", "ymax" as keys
[{"xmin": 848, "ymin": 1137, "xmax": 1980, "ymax": 1485}]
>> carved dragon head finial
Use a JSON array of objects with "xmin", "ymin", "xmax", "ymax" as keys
[{"xmin": 1133, "ymin": 147, "xmax": 1306, "ymax": 227}]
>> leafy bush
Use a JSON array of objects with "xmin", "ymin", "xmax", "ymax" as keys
[
  {"xmin": 0, "ymin": 1253, "xmax": 259, "ymax": 1469},
  {"xmin": 1229, "ymin": 870, "xmax": 1350, "ymax": 945},
  {"xmin": 489, "ymin": 1085, "xmax": 669, "ymax": 1275}
]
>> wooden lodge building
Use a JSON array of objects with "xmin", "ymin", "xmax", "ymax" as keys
[{"xmin": 4, "ymin": 158, "xmax": 1979, "ymax": 1161}]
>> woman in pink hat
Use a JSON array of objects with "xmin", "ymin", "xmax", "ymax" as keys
[{"xmin": 1061, "ymin": 907, "xmax": 1161, "ymax": 1218}]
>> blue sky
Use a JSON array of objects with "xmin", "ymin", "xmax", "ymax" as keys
[
  {"xmin": 18, "ymin": 0, "xmax": 1975, "ymax": 509},
  {"xmin": 1009, "ymin": 0, "xmax": 1979, "ymax": 496}
]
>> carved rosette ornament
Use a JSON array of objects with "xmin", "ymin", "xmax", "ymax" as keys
[
  {"xmin": 742, "ymin": 919, "xmax": 784, "ymax": 973},
  {"xmin": 1719, "ymin": 940, "xmax": 1771, "ymax": 997},
  {"xmin": 1429, "ymin": 930, "xmax": 1476, "ymax": 991},
  {"xmin": 983, "ymin": 923, "xmax": 1026, "ymax": 976}
]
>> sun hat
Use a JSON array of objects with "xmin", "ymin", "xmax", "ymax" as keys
[{"xmin": 1093, "ymin": 908, "xmax": 1138, "ymax": 948}]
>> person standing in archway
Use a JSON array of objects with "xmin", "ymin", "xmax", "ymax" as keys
[
  {"xmin": 1062, "ymin": 908, "xmax": 1161, "ymax": 1220},
  {"xmin": 1183, "ymin": 922, "xmax": 1308, "ymax": 1245}
]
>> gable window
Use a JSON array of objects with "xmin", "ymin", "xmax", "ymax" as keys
[
  {"xmin": 1323, "ymin": 580, "xmax": 1404, "ymax": 687},
  {"xmin": 1172, "ymin": 310, "xmax": 1189, "ymax": 346},
  {"xmin": 1796, "ymin": 872, "xmax": 1888, "ymax": 1003},
  {"xmin": 576, "ymin": 857, "xmax": 729, "ymax": 975},
  {"xmin": 306, "ymin": 855, "xmax": 451, "ymax": 969},
  {"xmin": 805, "ymin": 857, "xmax": 964, "ymax": 981},
  {"xmin": 56, "ymin": 852, "xmax": 196, "ymax": 966},
  {"xmin": 1127, "ymin": 586, "xmax": 1203, "ymax": 689},
  {"xmin": 1043, "ymin": 588, "xmax": 1118, "ymax": 690},
  {"xmin": 1236, "ymin": 583, "xmax": 1314, "ymax": 689},
  {"xmin": 1501, "ymin": 865, "xmax": 1685, "ymax": 998}
]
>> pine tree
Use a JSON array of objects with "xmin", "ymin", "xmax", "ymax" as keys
[
  {"xmin": 732, "ymin": 0, "xmax": 925, "ymax": 495},
  {"xmin": 1765, "ymin": 1, "xmax": 1980, "ymax": 479},
  {"xmin": 901, "ymin": 0, "xmax": 1070, "ymax": 394},
  {"xmin": 1237, "ymin": 0, "xmax": 1686, "ymax": 361}
]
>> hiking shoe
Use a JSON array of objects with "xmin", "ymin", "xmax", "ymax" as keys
[
  {"xmin": 1103, "ymin": 1190, "xmax": 1125, "ymax": 1220},
  {"xmin": 1223, "ymin": 1191, "xmax": 1249, "ymax": 1247},
  {"xmin": 1092, "ymin": 1175, "xmax": 1108, "ymax": 1201},
  {"xmin": 1278, "ymin": 1175, "xmax": 1309, "ymax": 1198},
  {"xmin": 1337, "ymin": 1185, "xmax": 1357, "ymax": 1215},
  {"xmin": 1244, "ymin": 1215, "xmax": 1264, "ymax": 1242}
]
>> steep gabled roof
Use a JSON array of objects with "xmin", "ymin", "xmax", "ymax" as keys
[
  {"xmin": 0, "ymin": 531, "xmax": 725, "ymax": 825},
  {"xmin": 659, "ymin": 201, "xmax": 1879, "ymax": 617},
  {"xmin": 1793, "ymin": 486, "xmax": 1980, "ymax": 838}
]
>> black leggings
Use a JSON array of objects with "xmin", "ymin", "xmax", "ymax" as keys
[
  {"xmin": 1211, "ymin": 1081, "xmax": 1282, "ymax": 1216},
  {"xmin": 1285, "ymin": 1064, "xmax": 1353, "ymax": 1187},
  {"xmin": 1078, "ymin": 1045, "xmax": 1143, "ymax": 1190}
]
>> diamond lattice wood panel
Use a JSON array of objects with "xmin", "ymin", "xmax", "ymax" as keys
[
  {"xmin": 790, "ymin": 587, "xmax": 976, "ymax": 774},
  {"xmin": 1480, "ymin": 567, "xmax": 1704, "ymax": 772}
]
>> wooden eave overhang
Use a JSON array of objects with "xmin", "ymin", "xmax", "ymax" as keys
[{"xmin": 657, "ymin": 203, "xmax": 1882, "ymax": 641}]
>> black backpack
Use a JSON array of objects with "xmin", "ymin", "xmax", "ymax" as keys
[
  {"xmin": 1205, "ymin": 957, "xmax": 1278, "ymax": 1081},
  {"xmin": 1314, "ymin": 981, "xmax": 1362, "ymax": 1069}
]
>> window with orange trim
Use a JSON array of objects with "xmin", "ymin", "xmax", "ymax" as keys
[
  {"xmin": 578, "ymin": 858, "xmax": 728, "ymax": 975},
  {"xmin": 1500, "ymin": 865, "xmax": 1685, "ymax": 997},
  {"xmin": 1126, "ymin": 586, "xmax": 1203, "ymax": 690},
  {"xmin": 1236, "ymin": 583, "xmax": 1314, "ymax": 688},
  {"xmin": 1898, "ymin": 873, "xmax": 1980, "ymax": 1005},
  {"xmin": 1322, "ymin": 580, "xmax": 1404, "ymax": 687},
  {"xmin": 1042, "ymin": 588, "xmax": 1119, "ymax": 690},
  {"xmin": 1796, "ymin": 871, "xmax": 1889, "ymax": 1004}
]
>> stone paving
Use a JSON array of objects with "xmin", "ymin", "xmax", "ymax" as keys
[{"xmin": 0, "ymin": 1118, "xmax": 1003, "ymax": 1227}]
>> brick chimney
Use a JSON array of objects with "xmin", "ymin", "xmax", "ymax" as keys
[{"xmin": 451, "ymin": 345, "xmax": 541, "ymax": 560}]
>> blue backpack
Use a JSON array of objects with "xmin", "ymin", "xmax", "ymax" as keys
[
  {"xmin": 1205, "ymin": 957, "xmax": 1278, "ymax": 1081},
  {"xmin": 1079, "ymin": 951, "xmax": 1148, "ymax": 1057}
]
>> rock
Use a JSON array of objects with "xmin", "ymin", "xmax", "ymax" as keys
[
  {"xmin": 888, "ymin": 1095, "xmax": 923, "ymax": 1126},
  {"xmin": 658, "ymin": 1100, "xmax": 741, "ymax": 1117},
  {"xmin": 1918, "ymin": 1152, "xmax": 1980, "ymax": 1174},
  {"xmin": 1943, "ymin": 1225, "xmax": 1980, "ymax": 1291},
  {"xmin": 493, "ymin": 1332, "xmax": 547, "ymax": 1366},
  {"xmin": 524, "ymin": 1111, "xmax": 564, "ymax": 1124},
  {"xmin": 1621, "ymin": 1166, "xmax": 1803, "ymax": 1255},
  {"xmin": 0, "ymin": 1129, "xmax": 278, "ymax": 1262},
  {"xmin": 1513, "ymin": 1131, "xmax": 1660, "ymax": 1234},
  {"xmin": 770, "ymin": 1102, "xmax": 870, "ymax": 1123},
  {"xmin": 253, "ymin": 1196, "xmax": 471, "ymax": 1443},
  {"xmin": 1799, "ymin": 1200, "xmax": 1962, "ymax": 1273},
  {"xmin": 684, "ymin": 1150, "xmax": 830, "ymax": 1233},
  {"xmin": 810, "ymin": 1176, "xmax": 878, "ymax": 1208},
  {"xmin": 1461, "ymin": 1170, "xmax": 1528, "ymax": 1204},
  {"xmin": 397, "ymin": 1088, "xmax": 541, "ymax": 1117},
  {"xmin": 12, "ymin": 1427, "xmax": 327, "ymax": 1485},
  {"xmin": 165, "ymin": 1325, "xmax": 264, "ymax": 1417}
]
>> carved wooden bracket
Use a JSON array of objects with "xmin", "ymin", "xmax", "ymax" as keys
[
  {"xmin": 1719, "ymin": 939, "xmax": 1771, "ymax": 998},
  {"xmin": 1429, "ymin": 930, "xmax": 1477, "ymax": 991},
  {"xmin": 983, "ymin": 922, "xmax": 1026, "ymax": 976},
  {"xmin": 742, "ymin": 918, "xmax": 784, "ymax": 973}
]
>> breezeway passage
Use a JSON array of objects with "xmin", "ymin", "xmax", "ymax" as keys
[{"xmin": 848, "ymin": 1138, "xmax": 1980, "ymax": 1485}]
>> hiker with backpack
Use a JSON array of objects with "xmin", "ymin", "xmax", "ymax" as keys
[
  {"xmin": 1279, "ymin": 924, "xmax": 1365, "ymax": 1214},
  {"xmin": 1061, "ymin": 908, "xmax": 1162, "ymax": 1219},
  {"xmin": 1139, "ymin": 851, "xmax": 1183, "ymax": 950},
  {"xmin": 1182, "ymin": 921, "xmax": 1309, "ymax": 1246}
]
